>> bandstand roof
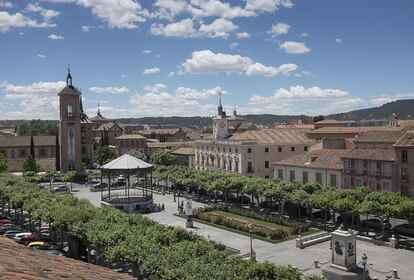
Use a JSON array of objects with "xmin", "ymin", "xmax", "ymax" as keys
[{"xmin": 101, "ymin": 154, "xmax": 153, "ymax": 171}]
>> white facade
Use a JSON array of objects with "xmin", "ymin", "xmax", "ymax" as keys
[
  {"xmin": 273, "ymin": 165, "xmax": 342, "ymax": 187},
  {"xmin": 195, "ymin": 139, "xmax": 311, "ymax": 179}
]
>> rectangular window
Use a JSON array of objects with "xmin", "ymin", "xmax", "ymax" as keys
[
  {"xmin": 81, "ymin": 147, "xmax": 86, "ymax": 154},
  {"xmin": 278, "ymin": 147, "xmax": 282, "ymax": 152},
  {"xmin": 223, "ymin": 147, "xmax": 226, "ymax": 152},
  {"xmin": 344, "ymin": 160, "xmax": 351, "ymax": 172},
  {"xmin": 316, "ymin": 172, "xmax": 322, "ymax": 184},
  {"xmin": 402, "ymin": 150, "xmax": 408, "ymax": 163},
  {"xmin": 368, "ymin": 180, "xmax": 376, "ymax": 190},
  {"xmin": 291, "ymin": 146, "xmax": 295, "ymax": 152},
  {"xmin": 304, "ymin": 146, "xmax": 308, "ymax": 152},
  {"xmin": 382, "ymin": 162, "xmax": 392, "ymax": 177},
  {"xmin": 356, "ymin": 178, "xmax": 363, "ymax": 187},
  {"xmin": 355, "ymin": 160, "xmax": 363, "ymax": 175},
  {"xmin": 401, "ymin": 167, "xmax": 408, "ymax": 181},
  {"xmin": 344, "ymin": 178, "xmax": 351, "ymax": 188},
  {"xmin": 278, "ymin": 169, "xmax": 283, "ymax": 180},
  {"xmin": 382, "ymin": 181, "xmax": 390, "ymax": 191},
  {"xmin": 247, "ymin": 162, "xmax": 253, "ymax": 173},
  {"xmin": 302, "ymin": 171, "xmax": 308, "ymax": 183},
  {"xmin": 330, "ymin": 174, "xmax": 337, "ymax": 187},
  {"xmin": 265, "ymin": 147, "xmax": 269, "ymax": 153},
  {"xmin": 289, "ymin": 170, "xmax": 295, "ymax": 182},
  {"xmin": 235, "ymin": 148, "xmax": 238, "ymax": 153},
  {"xmin": 265, "ymin": 161, "xmax": 269, "ymax": 168},
  {"xmin": 368, "ymin": 161, "xmax": 376, "ymax": 176},
  {"xmin": 247, "ymin": 148, "xmax": 252, "ymax": 153},
  {"xmin": 265, "ymin": 175, "xmax": 269, "ymax": 179},
  {"xmin": 229, "ymin": 148, "xmax": 232, "ymax": 153}
]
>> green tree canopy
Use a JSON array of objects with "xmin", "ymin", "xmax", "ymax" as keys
[
  {"xmin": 150, "ymin": 149, "xmax": 177, "ymax": 166},
  {"xmin": 0, "ymin": 152, "xmax": 7, "ymax": 172},
  {"xmin": 22, "ymin": 155, "xmax": 38, "ymax": 173},
  {"xmin": 94, "ymin": 146, "xmax": 118, "ymax": 166},
  {"xmin": 127, "ymin": 150, "xmax": 148, "ymax": 161}
]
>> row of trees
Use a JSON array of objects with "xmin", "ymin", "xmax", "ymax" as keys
[
  {"xmin": 153, "ymin": 166, "xmax": 414, "ymax": 235},
  {"xmin": 0, "ymin": 173, "xmax": 323, "ymax": 280}
]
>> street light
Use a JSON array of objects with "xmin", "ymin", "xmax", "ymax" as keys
[
  {"xmin": 246, "ymin": 223, "xmax": 255, "ymax": 261},
  {"xmin": 361, "ymin": 253, "xmax": 367, "ymax": 280}
]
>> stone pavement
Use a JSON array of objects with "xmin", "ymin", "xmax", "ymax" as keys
[{"xmin": 72, "ymin": 183, "xmax": 414, "ymax": 279}]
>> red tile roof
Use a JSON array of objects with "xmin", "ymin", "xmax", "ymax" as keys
[
  {"xmin": 229, "ymin": 128, "xmax": 312, "ymax": 144},
  {"xmin": 340, "ymin": 148, "xmax": 396, "ymax": 161},
  {"xmin": 0, "ymin": 237, "xmax": 134, "ymax": 280},
  {"xmin": 393, "ymin": 131, "xmax": 414, "ymax": 147},
  {"xmin": 274, "ymin": 149, "xmax": 347, "ymax": 170}
]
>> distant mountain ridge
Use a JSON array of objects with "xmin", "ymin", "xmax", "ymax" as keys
[{"xmin": 1, "ymin": 99, "xmax": 413, "ymax": 129}]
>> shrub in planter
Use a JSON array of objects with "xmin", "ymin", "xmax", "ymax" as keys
[{"xmin": 270, "ymin": 230, "xmax": 288, "ymax": 240}]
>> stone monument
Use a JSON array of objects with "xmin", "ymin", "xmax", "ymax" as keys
[
  {"xmin": 184, "ymin": 197, "xmax": 193, "ymax": 228},
  {"xmin": 322, "ymin": 227, "xmax": 368, "ymax": 280}
]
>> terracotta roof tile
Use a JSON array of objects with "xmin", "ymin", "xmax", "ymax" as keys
[
  {"xmin": 393, "ymin": 131, "xmax": 414, "ymax": 147},
  {"xmin": 229, "ymin": 128, "xmax": 312, "ymax": 144},
  {"xmin": 0, "ymin": 237, "xmax": 134, "ymax": 280},
  {"xmin": 115, "ymin": 134, "xmax": 146, "ymax": 140},
  {"xmin": 171, "ymin": 147, "xmax": 195, "ymax": 156},
  {"xmin": 340, "ymin": 148, "xmax": 396, "ymax": 161},
  {"xmin": 274, "ymin": 149, "xmax": 347, "ymax": 170},
  {"xmin": 355, "ymin": 130, "xmax": 404, "ymax": 143}
]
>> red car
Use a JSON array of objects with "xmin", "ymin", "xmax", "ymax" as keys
[
  {"xmin": 17, "ymin": 234, "xmax": 40, "ymax": 245},
  {"xmin": 0, "ymin": 219, "xmax": 13, "ymax": 224}
]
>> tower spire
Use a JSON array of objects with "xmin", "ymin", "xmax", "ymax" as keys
[
  {"xmin": 233, "ymin": 102, "xmax": 237, "ymax": 116},
  {"xmin": 217, "ymin": 92, "xmax": 224, "ymax": 117},
  {"xmin": 97, "ymin": 101, "xmax": 101, "ymax": 116},
  {"xmin": 66, "ymin": 65, "xmax": 72, "ymax": 86}
]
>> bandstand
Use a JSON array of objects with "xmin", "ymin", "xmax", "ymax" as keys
[{"xmin": 99, "ymin": 154, "xmax": 154, "ymax": 213}]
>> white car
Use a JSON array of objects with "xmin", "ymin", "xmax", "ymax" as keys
[
  {"xmin": 12, "ymin": 232, "xmax": 32, "ymax": 241},
  {"xmin": 53, "ymin": 185, "xmax": 70, "ymax": 193}
]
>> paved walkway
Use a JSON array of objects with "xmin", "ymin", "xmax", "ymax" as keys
[{"xmin": 72, "ymin": 183, "xmax": 413, "ymax": 279}]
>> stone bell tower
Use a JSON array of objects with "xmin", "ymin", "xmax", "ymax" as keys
[{"xmin": 58, "ymin": 68, "xmax": 82, "ymax": 173}]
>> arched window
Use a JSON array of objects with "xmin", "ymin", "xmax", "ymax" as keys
[{"xmin": 67, "ymin": 104, "xmax": 73, "ymax": 117}]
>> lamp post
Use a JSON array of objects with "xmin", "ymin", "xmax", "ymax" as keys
[
  {"xmin": 246, "ymin": 223, "xmax": 255, "ymax": 261},
  {"xmin": 361, "ymin": 253, "xmax": 367, "ymax": 280},
  {"xmin": 177, "ymin": 191, "xmax": 180, "ymax": 211}
]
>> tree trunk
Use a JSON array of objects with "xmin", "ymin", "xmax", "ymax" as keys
[{"xmin": 324, "ymin": 210, "xmax": 327, "ymax": 229}]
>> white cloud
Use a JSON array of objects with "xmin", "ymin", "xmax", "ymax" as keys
[
  {"xmin": 199, "ymin": 18, "xmax": 238, "ymax": 38},
  {"xmin": 0, "ymin": 1, "xmax": 13, "ymax": 8},
  {"xmin": 236, "ymin": 31, "xmax": 250, "ymax": 39},
  {"xmin": 89, "ymin": 86, "xmax": 130, "ymax": 94},
  {"xmin": 18, "ymin": 32, "xmax": 24, "ymax": 35},
  {"xmin": 151, "ymin": 18, "xmax": 196, "ymax": 38},
  {"xmin": 143, "ymin": 67, "xmax": 160, "ymax": 74},
  {"xmin": 152, "ymin": 0, "xmax": 187, "ymax": 20},
  {"xmin": 175, "ymin": 86, "xmax": 225, "ymax": 100},
  {"xmin": 299, "ymin": 32, "xmax": 309, "ymax": 37},
  {"xmin": 269, "ymin": 22, "xmax": 290, "ymax": 36},
  {"xmin": 229, "ymin": 42, "xmax": 239, "ymax": 49},
  {"xmin": 369, "ymin": 93, "xmax": 414, "ymax": 106},
  {"xmin": 25, "ymin": 3, "xmax": 60, "ymax": 23},
  {"xmin": 142, "ymin": 49, "xmax": 152, "ymax": 54},
  {"xmin": 48, "ymin": 33, "xmax": 65, "ymax": 40},
  {"xmin": 0, "ymin": 81, "xmax": 66, "ymax": 119},
  {"xmin": 37, "ymin": 54, "xmax": 46, "ymax": 58},
  {"xmin": 0, "ymin": 11, "xmax": 53, "ymax": 32},
  {"xmin": 335, "ymin": 38, "xmax": 343, "ymax": 43},
  {"xmin": 179, "ymin": 50, "xmax": 298, "ymax": 76},
  {"xmin": 189, "ymin": 0, "xmax": 256, "ymax": 19},
  {"xmin": 245, "ymin": 0, "xmax": 294, "ymax": 13},
  {"xmin": 81, "ymin": 25, "xmax": 93, "ymax": 32},
  {"xmin": 44, "ymin": 0, "xmax": 149, "ymax": 29},
  {"xmin": 280, "ymin": 41, "xmax": 310, "ymax": 54}
]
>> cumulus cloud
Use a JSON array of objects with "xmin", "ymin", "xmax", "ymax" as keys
[
  {"xmin": 229, "ymin": 42, "xmax": 239, "ymax": 49},
  {"xmin": 44, "ymin": 0, "xmax": 149, "ymax": 29},
  {"xmin": 0, "ymin": 3, "xmax": 61, "ymax": 32},
  {"xmin": 245, "ymin": 0, "xmax": 294, "ymax": 13},
  {"xmin": 151, "ymin": 18, "xmax": 196, "ymax": 38},
  {"xmin": 189, "ymin": 0, "xmax": 256, "ymax": 19},
  {"xmin": 0, "ymin": 81, "xmax": 65, "ymax": 119},
  {"xmin": 0, "ymin": 1, "xmax": 13, "ymax": 8},
  {"xmin": 236, "ymin": 31, "xmax": 250, "ymax": 39},
  {"xmin": 143, "ymin": 67, "xmax": 160, "ymax": 74},
  {"xmin": 179, "ymin": 50, "xmax": 298, "ymax": 76},
  {"xmin": 280, "ymin": 41, "xmax": 310, "ymax": 54},
  {"xmin": 174, "ymin": 86, "xmax": 225, "ymax": 100},
  {"xmin": 81, "ymin": 25, "xmax": 93, "ymax": 32},
  {"xmin": 369, "ymin": 93, "xmax": 414, "ymax": 106},
  {"xmin": 152, "ymin": 0, "xmax": 188, "ymax": 20},
  {"xmin": 89, "ymin": 86, "xmax": 130, "ymax": 94},
  {"xmin": 48, "ymin": 33, "xmax": 64, "ymax": 40},
  {"xmin": 199, "ymin": 18, "xmax": 238, "ymax": 38},
  {"xmin": 269, "ymin": 22, "xmax": 290, "ymax": 36}
]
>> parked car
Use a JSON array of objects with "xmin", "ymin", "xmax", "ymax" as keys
[
  {"xmin": 17, "ymin": 234, "xmax": 40, "ymax": 245},
  {"xmin": 0, "ymin": 224, "xmax": 17, "ymax": 234},
  {"xmin": 28, "ymin": 241, "xmax": 53, "ymax": 249},
  {"xmin": 12, "ymin": 232, "xmax": 32, "ymax": 241},
  {"xmin": 360, "ymin": 218, "xmax": 391, "ymax": 231},
  {"xmin": 53, "ymin": 185, "xmax": 70, "ymax": 193},
  {"xmin": 3, "ymin": 230, "xmax": 21, "ymax": 238},
  {"xmin": 394, "ymin": 224, "xmax": 414, "ymax": 237},
  {"xmin": 111, "ymin": 180, "xmax": 126, "ymax": 187},
  {"xmin": 92, "ymin": 182, "xmax": 108, "ymax": 189},
  {"xmin": 0, "ymin": 219, "xmax": 13, "ymax": 224}
]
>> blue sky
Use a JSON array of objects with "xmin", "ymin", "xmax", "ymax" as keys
[{"xmin": 0, "ymin": 0, "xmax": 413, "ymax": 120}]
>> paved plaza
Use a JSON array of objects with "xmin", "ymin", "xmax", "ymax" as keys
[{"xmin": 72, "ymin": 183, "xmax": 414, "ymax": 279}]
